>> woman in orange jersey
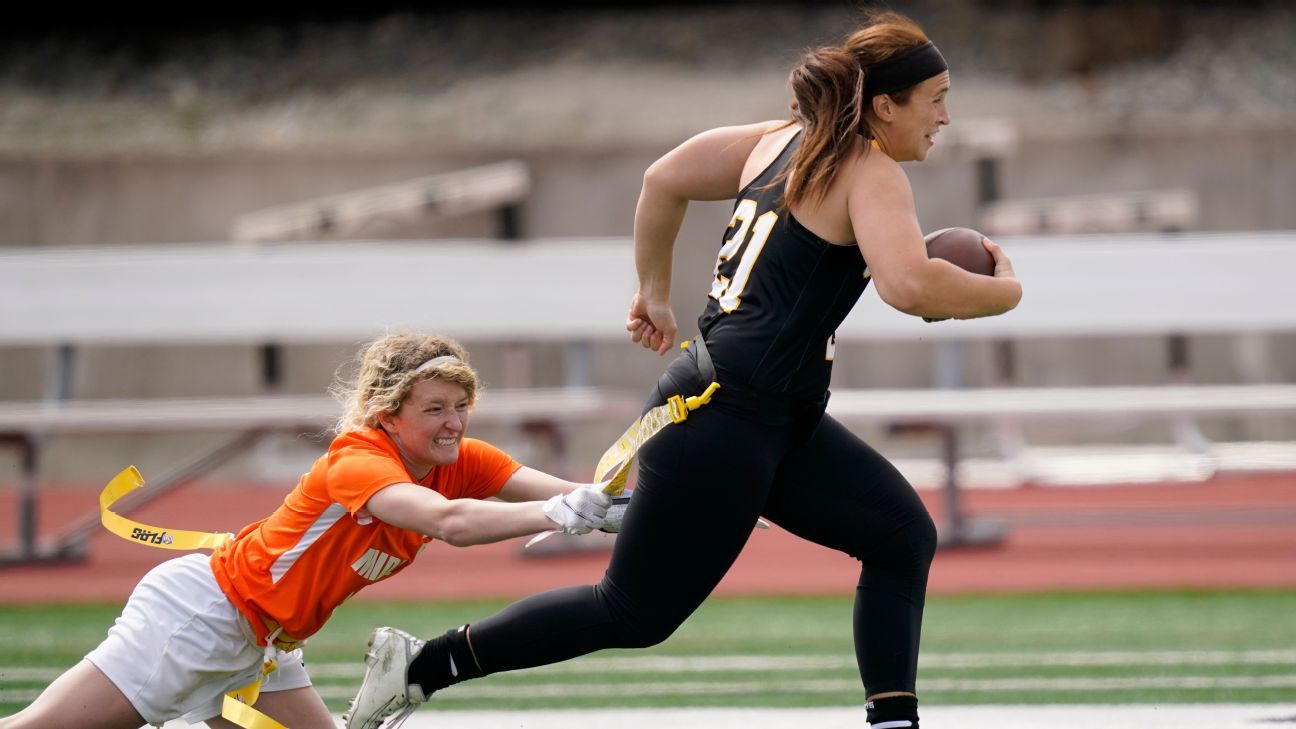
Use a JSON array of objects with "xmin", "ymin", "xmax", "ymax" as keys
[{"xmin": 0, "ymin": 332, "xmax": 611, "ymax": 729}]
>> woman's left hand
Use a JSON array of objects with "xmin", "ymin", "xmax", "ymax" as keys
[{"xmin": 983, "ymin": 237, "xmax": 1018, "ymax": 280}]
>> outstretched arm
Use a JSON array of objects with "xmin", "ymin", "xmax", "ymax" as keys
[
  {"xmin": 493, "ymin": 466, "xmax": 604, "ymax": 502},
  {"xmin": 364, "ymin": 484, "xmax": 555, "ymax": 547},
  {"xmin": 363, "ymin": 470, "xmax": 610, "ymax": 547}
]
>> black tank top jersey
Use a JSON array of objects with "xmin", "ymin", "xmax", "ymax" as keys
[{"xmin": 697, "ymin": 132, "xmax": 870, "ymax": 399}]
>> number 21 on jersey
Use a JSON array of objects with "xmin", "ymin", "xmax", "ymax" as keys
[{"xmin": 710, "ymin": 198, "xmax": 777, "ymax": 313}]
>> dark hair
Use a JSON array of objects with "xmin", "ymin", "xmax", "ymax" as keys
[{"xmin": 781, "ymin": 10, "xmax": 932, "ymax": 209}]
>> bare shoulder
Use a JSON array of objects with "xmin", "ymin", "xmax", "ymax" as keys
[
  {"xmin": 649, "ymin": 120, "xmax": 794, "ymax": 202},
  {"xmin": 734, "ymin": 119, "xmax": 794, "ymax": 137},
  {"xmin": 738, "ymin": 121, "xmax": 800, "ymax": 188},
  {"xmin": 689, "ymin": 119, "xmax": 789, "ymax": 151},
  {"xmin": 844, "ymin": 142, "xmax": 911, "ymax": 199}
]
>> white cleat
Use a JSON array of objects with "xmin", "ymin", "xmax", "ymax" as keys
[{"xmin": 342, "ymin": 626, "xmax": 428, "ymax": 729}]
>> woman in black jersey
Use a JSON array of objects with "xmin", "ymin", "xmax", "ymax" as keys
[{"xmin": 346, "ymin": 10, "xmax": 1021, "ymax": 729}]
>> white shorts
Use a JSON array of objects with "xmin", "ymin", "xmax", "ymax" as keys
[{"xmin": 86, "ymin": 553, "xmax": 312, "ymax": 726}]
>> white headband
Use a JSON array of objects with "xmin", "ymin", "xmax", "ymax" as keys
[{"xmin": 412, "ymin": 355, "xmax": 461, "ymax": 375}]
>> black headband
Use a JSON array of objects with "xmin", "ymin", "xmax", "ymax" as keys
[{"xmin": 863, "ymin": 41, "xmax": 948, "ymax": 98}]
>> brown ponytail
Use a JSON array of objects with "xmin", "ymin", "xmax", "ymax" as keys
[{"xmin": 781, "ymin": 10, "xmax": 931, "ymax": 209}]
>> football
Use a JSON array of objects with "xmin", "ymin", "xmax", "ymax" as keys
[{"xmin": 924, "ymin": 227, "xmax": 995, "ymax": 276}]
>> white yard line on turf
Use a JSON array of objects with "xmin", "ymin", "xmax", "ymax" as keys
[
  {"xmin": 10, "ymin": 673, "xmax": 1293, "ymax": 706},
  {"xmin": 157, "ymin": 705, "xmax": 1296, "ymax": 729},
  {"xmin": 306, "ymin": 674, "xmax": 1296, "ymax": 700},
  {"xmin": 305, "ymin": 648, "xmax": 1296, "ymax": 677},
  {"xmin": 8, "ymin": 648, "xmax": 1294, "ymax": 684}
]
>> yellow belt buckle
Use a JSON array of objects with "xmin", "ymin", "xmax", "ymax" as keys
[
  {"xmin": 684, "ymin": 382, "xmax": 721, "ymax": 411},
  {"xmin": 667, "ymin": 394, "xmax": 689, "ymax": 423}
]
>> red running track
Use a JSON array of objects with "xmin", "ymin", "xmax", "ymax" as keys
[{"xmin": 1, "ymin": 472, "xmax": 1293, "ymax": 604}]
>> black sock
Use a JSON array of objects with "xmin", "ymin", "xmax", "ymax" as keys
[
  {"xmin": 406, "ymin": 624, "xmax": 485, "ymax": 695},
  {"xmin": 866, "ymin": 695, "xmax": 919, "ymax": 728}
]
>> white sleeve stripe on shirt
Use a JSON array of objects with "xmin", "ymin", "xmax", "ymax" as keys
[{"xmin": 269, "ymin": 503, "xmax": 348, "ymax": 584}]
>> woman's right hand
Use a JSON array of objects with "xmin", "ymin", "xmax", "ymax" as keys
[
  {"xmin": 626, "ymin": 292, "xmax": 677, "ymax": 356},
  {"xmin": 543, "ymin": 486, "xmax": 613, "ymax": 535}
]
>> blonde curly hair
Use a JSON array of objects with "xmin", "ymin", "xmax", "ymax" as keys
[{"xmin": 333, "ymin": 332, "xmax": 481, "ymax": 435}]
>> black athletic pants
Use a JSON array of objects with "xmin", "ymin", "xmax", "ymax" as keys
[{"xmin": 468, "ymin": 352, "xmax": 938, "ymax": 696}]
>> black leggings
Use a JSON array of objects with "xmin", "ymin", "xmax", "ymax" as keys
[{"xmin": 468, "ymin": 356, "xmax": 937, "ymax": 696}]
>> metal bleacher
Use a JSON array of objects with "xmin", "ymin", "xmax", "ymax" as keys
[{"xmin": 3, "ymin": 231, "xmax": 1296, "ymax": 558}]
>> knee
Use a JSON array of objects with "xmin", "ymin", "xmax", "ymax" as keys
[
  {"xmin": 892, "ymin": 497, "xmax": 938, "ymax": 572},
  {"xmin": 613, "ymin": 612, "xmax": 684, "ymax": 649},
  {"xmin": 599, "ymin": 585, "xmax": 686, "ymax": 649},
  {"xmin": 912, "ymin": 509, "xmax": 938, "ymax": 568},
  {"xmin": 865, "ymin": 509, "xmax": 937, "ymax": 576}
]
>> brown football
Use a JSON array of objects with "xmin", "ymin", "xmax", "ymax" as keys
[{"xmin": 924, "ymin": 227, "xmax": 995, "ymax": 276}]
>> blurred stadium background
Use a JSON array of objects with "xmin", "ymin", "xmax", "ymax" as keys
[{"xmin": 0, "ymin": 0, "xmax": 1294, "ymax": 726}]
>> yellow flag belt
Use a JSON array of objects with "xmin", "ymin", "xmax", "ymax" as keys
[
  {"xmin": 522, "ymin": 339, "xmax": 721, "ymax": 549},
  {"xmin": 96, "ymin": 467, "xmax": 284, "ymax": 729},
  {"xmin": 98, "ymin": 465, "xmax": 232, "ymax": 551},
  {"xmin": 594, "ymin": 380, "xmax": 721, "ymax": 495}
]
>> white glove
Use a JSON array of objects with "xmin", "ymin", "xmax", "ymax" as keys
[{"xmin": 543, "ymin": 486, "xmax": 612, "ymax": 535}]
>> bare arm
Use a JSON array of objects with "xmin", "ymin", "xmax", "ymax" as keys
[
  {"xmin": 363, "ymin": 483, "xmax": 555, "ymax": 547},
  {"xmin": 848, "ymin": 156, "xmax": 1022, "ymax": 320},
  {"xmin": 494, "ymin": 465, "xmax": 592, "ymax": 502},
  {"xmin": 629, "ymin": 121, "xmax": 785, "ymax": 355}
]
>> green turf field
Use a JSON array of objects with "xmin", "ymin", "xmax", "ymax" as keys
[{"xmin": 1, "ymin": 590, "xmax": 1293, "ymax": 715}]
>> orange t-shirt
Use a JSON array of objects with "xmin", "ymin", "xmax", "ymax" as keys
[{"xmin": 211, "ymin": 426, "xmax": 521, "ymax": 644}]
